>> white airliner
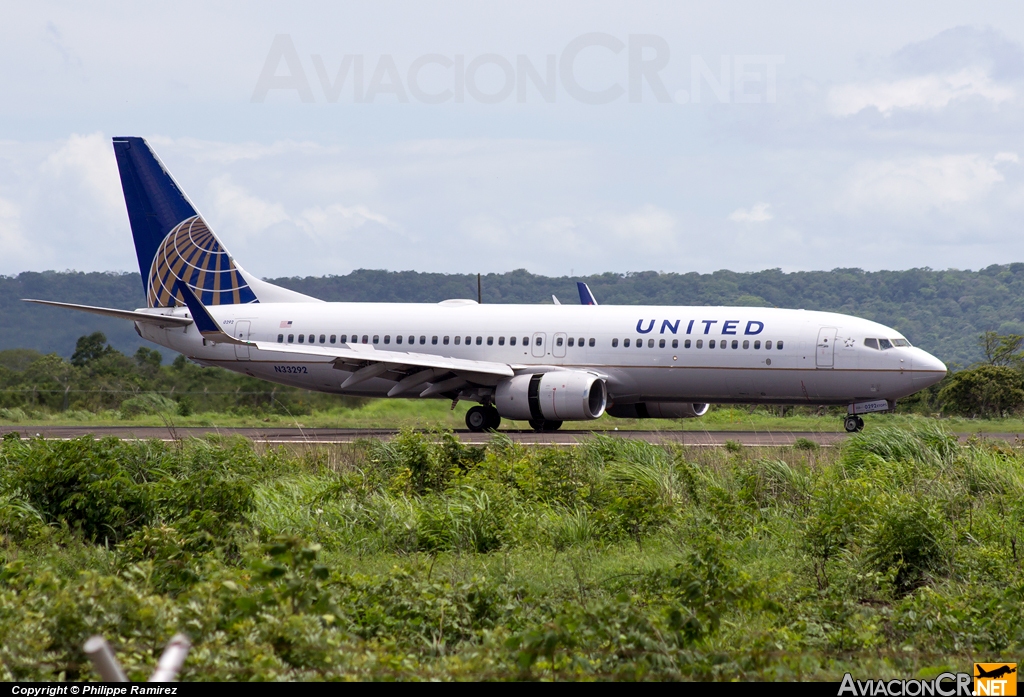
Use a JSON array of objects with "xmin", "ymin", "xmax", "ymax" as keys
[{"xmin": 25, "ymin": 137, "xmax": 947, "ymax": 433}]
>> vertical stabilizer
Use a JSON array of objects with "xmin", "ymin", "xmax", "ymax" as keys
[{"xmin": 112, "ymin": 137, "xmax": 318, "ymax": 307}]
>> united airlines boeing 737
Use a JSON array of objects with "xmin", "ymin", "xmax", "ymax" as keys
[{"xmin": 25, "ymin": 137, "xmax": 947, "ymax": 433}]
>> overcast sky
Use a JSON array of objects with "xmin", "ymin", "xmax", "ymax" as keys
[{"xmin": 3, "ymin": 1, "xmax": 1024, "ymax": 279}]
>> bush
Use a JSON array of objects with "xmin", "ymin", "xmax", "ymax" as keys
[
  {"xmin": 939, "ymin": 365, "xmax": 1024, "ymax": 417},
  {"xmin": 119, "ymin": 392, "xmax": 176, "ymax": 418}
]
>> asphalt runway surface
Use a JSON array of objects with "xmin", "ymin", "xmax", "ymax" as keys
[{"xmin": 0, "ymin": 426, "xmax": 1017, "ymax": 446}]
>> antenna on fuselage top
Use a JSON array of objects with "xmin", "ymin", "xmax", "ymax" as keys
[{"xmin": 477, "ymin": 273, "xmax": 482, "ymax": 304}]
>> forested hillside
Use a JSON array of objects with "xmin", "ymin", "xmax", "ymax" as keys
[{"xmin": 5, "ymin": 265, "xmax": 1024, "ymax": 366}]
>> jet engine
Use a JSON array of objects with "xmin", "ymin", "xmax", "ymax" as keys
[
  {"xmin": 495, "ymin": 371, "xmax": 607, "ymax": 421},
  {"xmin": 606, "ymin": 402, "xmax": 710, "ymax": 419}
]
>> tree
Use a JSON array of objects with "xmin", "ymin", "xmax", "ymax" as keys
[
  {"xmin": 71, "ymin": 332, "xmax": 113, "ymax": 367},
  {"xmin": 938, "ymin": 365, "xmax": 1024, "ymax": 417},
  {"xmin": 979, "ymin": 331, "xmax": 1024, "ymax": 367}
]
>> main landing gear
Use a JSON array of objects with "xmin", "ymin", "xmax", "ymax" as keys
[
  {"xmin": 466, "ymin": 405, "xmax": 501, "ymax": 432},
  {"xmin": 844, "ymin": 415, "xmax": 865, "ymax": 433}
]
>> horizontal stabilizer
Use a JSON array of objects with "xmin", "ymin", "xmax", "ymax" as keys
[
  {"xmin": 21, "ymin": 299, "xmax": 193, "ymax": 327},
  {"xmin": 173, "ymin": 281, "xmax": 246, "ymax": 345}
]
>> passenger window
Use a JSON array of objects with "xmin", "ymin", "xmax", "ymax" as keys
[
  {"xmin": 567, "ymin": 337, "xmax": 574, "ymax": 347},
  {"xmin": 487, "ymin": 337, "xmax": 493, "ymax": 345},
  {"xmin": 384, "ymin": 335, "xmax": 390, "ymax": 344},
  {"xmin": 864, "ymin": 338, "xmax": 878, "ymax": 350},
  {"xmin": 317, "ymin": 334, "xmax": 323, "ymax": 343},
  {"xmin": 288, "ymin": 334, "xmax": 294, "ymax": 343},
  {"xmin": 277, "ymin": 334, "xmax": 284, "ymax": 343},
  {"xmin": 721, "ymin": 341, "xmax": 727, "ymax": 349},
  {"xmin": 588, "ymin": 338, "xmax": 595, "ymax": 347},
  {"xmin": 534, "ymin": 337, "xmax": 542, "ymax": 346},
  {"xmin": 578, "ymin": 337, "xmax": 584, "ymax": 346},
  {"xmin": 754, "ymin": 340, "xmax": 760, "ymax": 349},
  {"xmin": 556, "ymin": 337, "xmax": 563, "ymax": 347},
  {"xmin": 420, "ymin": 336, "xmax": 426, "ymax": 345},
  {"xmin": 330, "ymin": 335, "xmax": 336, "ymax": 344},
  {"xmin": 298, "ymin": 335, "xmax": 305, "ymax": 344},
  {"xmin": 765, "ymin": 340, "xmax": 772, "ymax": 349},
  {"xmin": 878, "ymin": 339, "xmax": 892, "ymax": 350},
  {"xmin": 777, "ymin": 340, "xmax": 784, "ymax": 350},
  {"xmin": 672, "ymin": 339, "xmax": 678, "ymax": 348},
  {"xmin": 659, "ymin": 339, "xmax": 665, "ymax": 348},
  {"xmin": 443, "ymin": 336, "xmax": 450, "ymax": 345},
  {"xmin": 709, "ymin": 339, "xmax": 715, "ymax": 348},
  {"xmin": 612, "ymin": 338, "xmax": 619, "ymax": 347},
  {"xmin": 338, "ymin": 334, "xmax": 346, "ymax": 343},
  {"xmin": 362, "ymin": 335, "xmax": 369, "ymax": 344},
  {"xmin": 466, "ymin": 336, "xmax": 472, "ymax": 345},
  {"xmin": 731, "ymin": 340, "xmax": 738, "ymax": 349},
  {"xmin": 474, "ymin": 336, "xmax": 481, "ymax": 345},
  {"xmin": 432, "ymin": 336, "xmax": 438, "ymax": 345},
  {"xmin": 499, "ymin": 337, "xmax": 505, "ymax": 345},
  {"xmin": 523, "ymin": 337, "xmax": 529, "ymax": 346},
  {"xmin": 696, "ymin": 339, "xmax": 703, "ymax": 348},
  {"xmin": 637, "ymin": 339, "xmax": 643, "ymax": 349},
  {"xmin": 624, "ymin": 338, "xmax": 631, "ymax": 347},
  {"xmin": 509, "ymin": 336, "xmax": 516, "ymax": 346},
  {"xmin": 454, "ymin": 336, "xmax": 461, "ymax": 345},
  {"xmin": 373, "ymin": 335, "xmax": 379, "ymax": 344},
  {"xmin": 648, "ymin": 339, "xmax": 654, "ymax": 348},
  {"xmin": 683, "ymin": 339, "xmax": 689, "ymax": 348},
  {"xmin": 742, "ymin": 340, "xmax": 749, "ymax": 349}
]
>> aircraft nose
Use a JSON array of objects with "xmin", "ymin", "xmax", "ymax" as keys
[{"xmin": 911, "ymin": 349, "xmax": 947, "ymax": 389}]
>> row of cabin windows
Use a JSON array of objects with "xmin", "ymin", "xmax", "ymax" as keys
[
  {"xmin": 275, "ymin": 333, "xmax": 599, "ymax": 348},
  {"xmin": 611, "ymin": 337, "xmax": 784, "ymax": 350}
]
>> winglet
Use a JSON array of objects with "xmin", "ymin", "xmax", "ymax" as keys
[
  {"xmin": 174, "ymin": 280, "xmax": 243, "ymax": 344},
  {"xmin": 577, "ymin": 282, "xmax": 598, "ymax": 305}
]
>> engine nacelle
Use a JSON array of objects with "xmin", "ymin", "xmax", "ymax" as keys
[
  {"xmin": 495, "ymin": 371, "xmax": 607, "ymax": 421},
  {"xmin": 606, "ymin": 402, "xmax": 710, "ymax": 419}
]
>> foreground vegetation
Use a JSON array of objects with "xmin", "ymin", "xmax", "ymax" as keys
[{"xmin": 0, "ymin": 424, "xmax": 1021, "ymax": 680}]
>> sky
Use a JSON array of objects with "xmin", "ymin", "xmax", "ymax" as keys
[{"xmin": 3, "ymin": 1, "xmax": 1024, "ymax": 279}]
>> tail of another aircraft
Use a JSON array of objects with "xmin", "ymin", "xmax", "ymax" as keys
[{"xmin": 112, "ymin": 137, "xmax": 317, "ymax": 307}]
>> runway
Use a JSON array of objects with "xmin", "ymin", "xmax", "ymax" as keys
[{"xmin": 0, "ymin": 426, "xmax": 1016, "ymax": 446}]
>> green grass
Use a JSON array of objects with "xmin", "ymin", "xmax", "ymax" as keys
[
  {"xmin": 0, "ymin": 425, "xmax": 1021, "ymax": 680},
  {"xmin": 6, "ymin": 399, "xmax": 1024, "ymax": 433}
]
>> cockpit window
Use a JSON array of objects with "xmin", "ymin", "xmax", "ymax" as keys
[
  {"xmin": 879, "ymin": 338, "xmax": 893, "ymax": 350},
  {"xmin": 892, "ymin": 338, "xmax": 911, "ymax": 347},
  {"xmin": 864, "ymin": 338, "xmax": 878, "ymax": 350}
]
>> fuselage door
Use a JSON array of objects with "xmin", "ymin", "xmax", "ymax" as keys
[
  {"xmin": 816, "ymin": 327, "xmax": 836, "ymax": 369},
  {"xmin": 234, "ymin": 320, "xmax": 251, "ymax": 360},
  {"xmin": 532, "ymin": 332, "xmax": 546, "ymax": 358},
  {"xmin": 553, "ymin": 332, "xmax": 567, "ymax": 358}
]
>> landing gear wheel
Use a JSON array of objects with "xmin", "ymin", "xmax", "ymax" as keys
[
  {"xmin": 529, "ymin": 419, "xmax": 563, "ymax": 432},
  {"xmin": 466, "ymin": 406, "xmax": 490, "ymax": 432},
  {"xmin": 844, "ymin": 415, "xmax": 864, "ymax": 433},
  {"xmin": 485, "ymin": 406, "xmax": 501, "ymax": 431}
]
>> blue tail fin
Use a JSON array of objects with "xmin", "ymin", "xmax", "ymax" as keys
[
  {"xmin": 112, "ymin": 137, "xmax": 259, "ymax": 308},
  {"xmin": 577, "ymin": 282, "xmax": 598, "ymax": 305}
]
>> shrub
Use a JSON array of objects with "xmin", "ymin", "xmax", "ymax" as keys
[{"xmin": 939, "ymin": 365, "xmax": 1024, "ymax": 417}]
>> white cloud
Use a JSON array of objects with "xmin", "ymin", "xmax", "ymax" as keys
[
  {"xmin": 844, "ymin": 152, "xmax": 1018, "ymax": 213},
  {"xmin": 40, "ymin": 132, "xmax": 123, "ymax": 218},
  {"xmin": 0, "ymin": 197, "xmax": 28, "ymax": 257},
  {"xmin": 728, "ymin": 203, "xmax": 773, "ymax": 223},
  {"xmin": 828, "ymin": 68, "xmax": 1014, "ymax": 116},
  {"xmin": 603, "ymin": 205, "xmax": 677, "ymax": 250},
  {"xmin": 206, "ymin": 175, "xmax": 290, "ymax": 234}
]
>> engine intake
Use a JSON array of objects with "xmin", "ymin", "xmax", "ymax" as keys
[
  {"xmin": 606, "ymin": 402, "xmax": 710, "ymax": 419},
  {"xmin": 495, "ymin": 371, "xmax": 607, "ymax": 421}
]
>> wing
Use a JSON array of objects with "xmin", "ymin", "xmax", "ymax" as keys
[{"xmin": 174, "ymin": 280, "xmax": 512, "ymax": 397}]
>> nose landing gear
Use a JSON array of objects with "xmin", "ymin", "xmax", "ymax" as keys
[{"xmin": 844, "ymin": 415, "xmax": 864, "ymax": 433}]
